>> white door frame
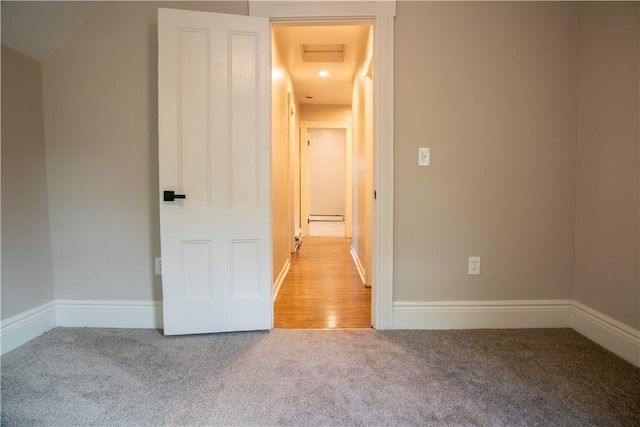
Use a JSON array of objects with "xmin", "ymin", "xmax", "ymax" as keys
[
  {"xmin": 300, "ymin": 121, "xmax": 352, "ymax": 238},
  {"xmin": 250, "ymin": 0, "xmax": 395, "ymax": 329}
]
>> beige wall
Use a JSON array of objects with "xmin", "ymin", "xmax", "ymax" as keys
[
  {"xmin": 7, "ymin": 1, "xmax": 639, "ymax": 334},
  {"xmin": 1, "ymin": 45, "xmax": 55, "ymax": 318},
  {"xmin": 271, "ymin": 33, "xmax": 296, "ymax": 283},
  {"xmin": 395, "ymin": 2, "xmax": 579, "ymax": 302},
  {"xmin": 40, "ymin": 2, "xmax": 247, "ymax": 301},
  {"xmin": 300, "ymin": 104, "xmax": 352, "ymax": 123},
  {"xmin": 352, "ymin": 26, "xmax": 373, "ymax": 286},
  {"xmin": 574, "ymin": 2, "xmax": 640, "ymax": 329},
  {"xmin": 292, "ymin": 97, "xmax": 301, "ymax": 238},
  {"xmin": 351, "ymin": 65, "xmax": 371, "ymax": 284}
]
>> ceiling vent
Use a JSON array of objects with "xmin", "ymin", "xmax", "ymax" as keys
[{"xmin": 301, "ymin": 44, "xmax": 345, "ymax": 62}]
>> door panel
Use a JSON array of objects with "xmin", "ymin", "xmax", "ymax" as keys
[
  {"xmin": 230, "ymin": 33, "xmax": 259, "ymax": 210},
  {"xmin": 158, "ymin": 8, "xmax": 271, "ymax": 335},
  {"xmin": 179, "ymin": 30, "xmax": 210, "ymax": 210},
  {"xmin": 230, "ymin": 240, "xmax": 260, "ymax": 297},
  {"xmin": 181, "ymin": 241, "xmax": 212, "ymax": 299}
]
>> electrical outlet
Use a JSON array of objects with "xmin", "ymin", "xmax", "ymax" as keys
[
  {"xmin": 155, "ymin": 257, "xmax": 162, "ymax": 275},
  {"xmin": 468, "ymin": 257, "xmax": 480, "ymax": 275}
]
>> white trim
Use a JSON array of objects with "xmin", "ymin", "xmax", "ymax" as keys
[
  {"xmin": 273, "ymin": 258, "xmax": 291, "ymax": 302},
  {"xmin": 2, "ymin": 298, "xmax": 638, "ymax": 369},
  {"xmin": 1, "ymin": 301, "xmax": 57, "ymax": 355},
  {"xmin": 571, "ymin": 301, "xmax": 640, "ymax": 367},
  {"xmin": 250, "ymin": 1, "xmax": 396, "ymax": 19},
  {"xmin": 350, "ymin": 246, "xmax": 367, "ymax": 286},
  {"xmin": 2, "ymin": 300, "xmax": 163, "ymax": 353},
  {"xmin": 372, "ymin": 13, "xmax": 394, "ymax": 330},
  {"xmin": 251, "ymin": 0, "xmax": 396, "ymax": 332},
  {"xmin": 393, "ymin": 300, "xmax": 574, "ymax": 330},
  {"xmin": 56, "ymin": 300, "xmax": 162, "ymax": 329}
]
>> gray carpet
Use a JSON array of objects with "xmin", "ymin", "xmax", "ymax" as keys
[{"xmin": 1, "ymin": 328, "xmax": 639, "ymax": 426}]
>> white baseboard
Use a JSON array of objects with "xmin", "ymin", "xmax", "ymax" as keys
[
  {"xmin": 1, "ymin": 301, "xmax": 57, "ymax": 355},
  {"xmin": 56, "ymin": 300, "xmax": 163, "ymax": 329},
  {"xmin": 571, "ymin": 301, "xmax": 640, "ymax": 367},
  {"xmin": 273, "ymin": 259, "xmax": 291, "ymax": 302},
  {"xmin": 3, "ymin": 298, "xmax": 638, "ymax": 369},
  {"xmin": 349, "ymin": 246, "xmax": 366, "ymax": 286},
  {"xmin": 393, "ymin": 300, "xmax": 573, "ymax": 330}
]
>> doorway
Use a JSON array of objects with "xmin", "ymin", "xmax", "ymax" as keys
[
  {"xmin": 309, "ymin": 128, "xmax": 347, "ymax": 237},
  {"xmin": 302, "ymin": 123, "xmax": 353, "ymax": 239},
  {"xmin": 271, "ymin": 22, "xmax": 373, "ymax": 328},
  {"xmin": 157, "ymin": 3, "xmax": 396, "ymax": 335}
]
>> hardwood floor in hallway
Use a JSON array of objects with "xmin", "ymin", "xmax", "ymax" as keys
[{"xmin": 274, "ymin": 237, "xmax": 371, "ymax": 329}]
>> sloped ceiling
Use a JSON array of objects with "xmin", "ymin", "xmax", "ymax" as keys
[{"xmin": 1, "ymin": 1, "xmax": 100, "ymax": 61}]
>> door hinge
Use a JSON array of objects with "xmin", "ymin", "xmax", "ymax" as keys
[
  {"xmin": 307, "ymin": 218, "xmax": 310, "ymax": 224},
  {"xmin": 307, "ymin": 140, "xmax": 310, "ymax": 145},
  {"xmin": 374, "ymin": 190, "xmax": 377, "ymax": 199}
]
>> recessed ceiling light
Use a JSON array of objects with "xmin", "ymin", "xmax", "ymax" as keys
[{"xmin": 319, "ymin": 70, "xmax": 329, "ymax": 77}]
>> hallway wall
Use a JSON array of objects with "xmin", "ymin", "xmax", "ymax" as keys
[
  {"xmin": 299, "ymin": 104, "xmax": 351, "ymax": 123},
  {"xmin": 351, "ymin": 26, "xmax": 373, "ymax": 286},
  {"xmin": 271, "ymin": 30, "xmax": 299, "ymax": 285}
]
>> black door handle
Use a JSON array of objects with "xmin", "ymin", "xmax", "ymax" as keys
[{"xmin": 164, "ymin": 191, "xmax": 186, "ymax": 202}]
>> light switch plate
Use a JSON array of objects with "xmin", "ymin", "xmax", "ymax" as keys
[{"xmin": 419, "ymin": 147, "xmax": 430, "ymax": 166}]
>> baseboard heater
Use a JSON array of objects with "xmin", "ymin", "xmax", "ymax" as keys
[
  {"xmin": 294, "ymin": 229, "xmax": 303, "ymax": 251},
  {"xmin": 309, "ymin": 215, "xmax": 344, "ymax": 222}
]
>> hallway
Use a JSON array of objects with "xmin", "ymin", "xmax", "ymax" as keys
[{"xmin": 274, "ymin": 237, "xmax": 371, "ymax": 329}]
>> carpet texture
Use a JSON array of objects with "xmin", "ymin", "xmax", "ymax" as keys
[{"xmin": 1, "ymin": 328, "xmax": 639, "ymax": 426}]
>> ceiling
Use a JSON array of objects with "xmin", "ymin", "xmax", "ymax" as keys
[
  {"xmin": 1, "ymin": 1, "xmax": 101, "ymax": 61},
  {"xmin": 273, "ymin": 23, "xmax": 371, "ymax": 106},
  {"xmin": 1, "ymin": 2, "xmax": 370, "ymax": 106}
]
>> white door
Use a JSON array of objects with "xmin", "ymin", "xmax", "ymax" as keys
[
  {"xmin": 309, "ymin": 128, "xmax": 347, "ymax": 218},
  {"xmin": 158, "ymin": 8, "xmax": 271, "ymax": 335}
]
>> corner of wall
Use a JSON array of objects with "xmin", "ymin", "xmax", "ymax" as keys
[
  {"xmin": 1, "ymin": 44, "xmax": 56, "ymax": 320},
  {"xmin": 0, "ymin": 299, "xmax": 164, "ymax": 355},
  {"xmin": 571, "ymin": 301, "xmax": 640, "ymax": 367},
  {"xmin": 1, "ymin": 302, "xmax": 56, "ymax": 355}
]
